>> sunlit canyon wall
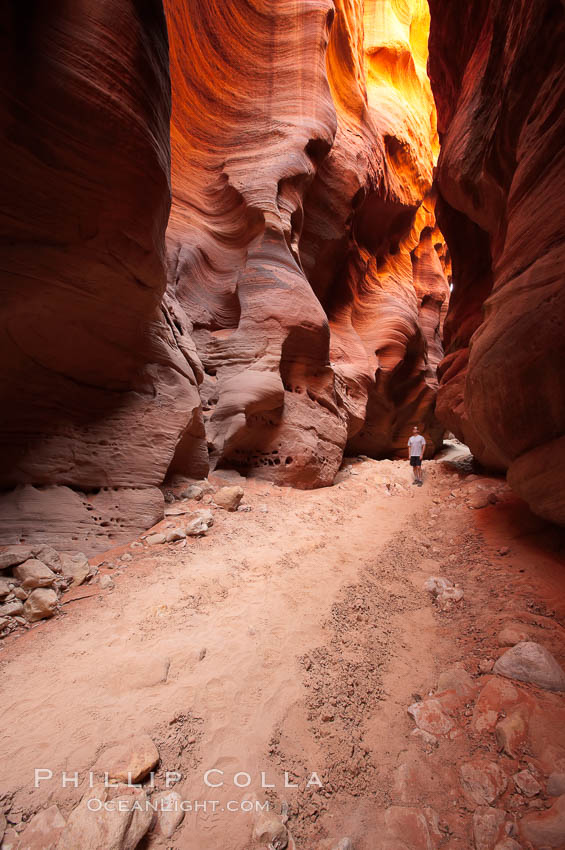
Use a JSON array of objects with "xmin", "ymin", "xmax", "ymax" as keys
[{"xmin": 164, "ymin": 0, "xmax": 450, "ymax": 488}]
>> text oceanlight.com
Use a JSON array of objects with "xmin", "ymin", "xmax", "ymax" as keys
[{"xmin": 87, "ymin": 798, "xmax": 271, "ymax": 813}]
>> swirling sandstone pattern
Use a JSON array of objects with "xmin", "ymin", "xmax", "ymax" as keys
[
  {"xmin": 165, "ymin": 0, "xmax": 450, "ymax": 485},
  {"xmin": 0, "ymin": 1, "xmax": 206, "ymax": 551},
  {"xmin": 428, "ymin": 0, "xmax": 565, "ymax": 524},
  {"xmin": 1, "ymin": 0, "xmax": 450, "ymax": 551},
  {"xmin": 302, "ymin": 0, "xmax": 450, "ymax": 459}
]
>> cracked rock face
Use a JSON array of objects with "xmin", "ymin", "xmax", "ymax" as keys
[{"xmin": 428, "ymin": 0, "xmax": 565, "ymax": 524}]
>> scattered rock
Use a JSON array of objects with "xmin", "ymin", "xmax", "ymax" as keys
[
  {"xmin": 472, "ymin": 806, "xmax": 506, "ymax": 850},
  {"xmin": 146, "ymin": 533, "xmax": 166, "ymax": 545},
  {"xmin": 23, "ymin": 588, "xmax": 58, "ymax": 622},
  {"xmin": 195, "ymin": 479, "xmax": 215, "ymax": 495},
  {"xmin": 494, "ymin": 839, "xmax": 522, "ymax": 850},
  {"xmin": 547, "ymin": 773, "xmax": 565, "ymax": 797},
  {"xmin": 494, "ymin": 642, "xmax": 565, "ymax": 692},
  {"xmin": 411, "ymin": 728, "xmax": 438, "ymax": 747},
  {"xmin": 237, "ymin": 504, "xmax": 252, "ymax": 512},
  {"xmin": 0, "ymin": 545, "xmax": 35, "ymax": 569},
  {"xmin": 164, "ymin": 502, "xmax": 191, "ymax": 517},
  {"xmin": 184, "ymin": 485, "xmax": 204, "ymax": 500},
  {"xmin": 99, "ymin": 575, "xmax": 114, "ymax": 591},
  {"xmin": 383, "ymin": 806, "xmax": 441, "ymax": 850},
  {"xmin": 514, "ymin": 770, "xmax": 541, "ymax": 797},
  {"xmin": 59, "ymin": 552, "xmax": 91, "ymax": 586},
  {"xmin": 186, "ymin": 517, "xmax": 209, "ymax": 537},
  {"xmin": 93, "ymin": 735, "xmax": 159, "ymax": 783},
  {"xmin": 153, "ymin": 790, "xmax": 184, "ymax": 838},
  {"xmin": 498, "ymin": 625, "xmax": 530, "ymax": 647},
  {"xmin": 214, "ymin": 485, "xmax": 244, "ymax": 511},
  {"xmin": 253, "ymin": 811, "xmax": 289, "ymax": 849},
  {"xmin": 194, "ymin": 508, "xmax": 214, "ymax": 526},
  {"xmin": 407, "ymin": 698, "xmax": 454, "ymax": 736},
  {"xmin": 392, "ymin": 761, "xmax": 445, "ymax": 805},
  {"xmin": 0, "ymin": 600, "xmax": 24, "ymax": 617},
  {"xmin": 33, "ymin": 546, "xmax": 62, "ymax": 572},
  {"xmin": 16, "ymin": 805, "xmax": 65, "ymax": 849},
  {"xmin": 472, "ymin": 677, "xmax": 521, "ymax": 734},
  {"xmin": 13, "ymin": 559, "xmax": 56, "ymax": 589},
  {"xmin": 0, "ymin": 576, "xmax": 14, "ymax": 599},
  {"xmin": 120, "ymin": 553, "xmax": 132, "ymax": 562},
  {"xmin": 498, "ymin": 547, "xmax": 510, "ymax": 556},
  {"xmin": 495, "ymin": 707, "xmax": 530, "ymax": 758},
  {"xmin": 520, "ymin": 794, "xmax": 565, "ymax": 848},
  {"xmin": 470, "ymin": 495, "xmax": 490, "ymax": 509},
  {"xmin": 479, "ymin": 658, "xmax": 495, "ymax": 674},
  {"xmin": 165, "ymin": 528, "xmax": 186, "ymax": 542},
  {"xmin": 423, "ymin": 576, "xmax": 463, "ymax": 608},
  {"xmin": 56, "ymin": 783, "xmax": 152, "ymax": 850},
  {"xmin": 460, "ymin": 759, "xmax": 508, "ymax": 806}
]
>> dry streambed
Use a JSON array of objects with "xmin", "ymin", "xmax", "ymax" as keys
[{"xmin": 1, "ymin": 453, "xmax": 564, "ymax": 849}]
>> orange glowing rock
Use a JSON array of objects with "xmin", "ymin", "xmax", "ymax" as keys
[{"xmin": 164, "ymin": 0, "xmax": 450, "ymax": 482}]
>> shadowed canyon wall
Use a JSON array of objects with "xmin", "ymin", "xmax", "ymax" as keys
[
  {"xmin": 164, "ymin": 0, "xmax": 449, "ymax": 488},
  {"xmin": 0, "ymin": 1, "xmax": 207, "ymax": 551},
  {"xmin": 1, "ymin": 0, "xmax": 449, "ymax": 551},
  {"xmin": 428, "ymin": 0, "xmax": 565, "ymax": 525}
]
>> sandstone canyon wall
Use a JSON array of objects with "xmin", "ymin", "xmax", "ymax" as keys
[
  {"xmin": 0, "ymin": 0, "xmax": 449, "ymax": 552},
  {"xmin": 428, "ymin": 0, "xmax": 565, "ymax": 525},
  {"xmin": 164, "ymin": 0, "xmax": 450, "ymax": 487},
  {"xmin": 0, "ymin": 1, "xmax": 207, "ymax": 551}
]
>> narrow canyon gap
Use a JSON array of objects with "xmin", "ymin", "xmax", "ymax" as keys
[{"xmin": 0, "ymin": 0, "xmax": 563, "ymax": 540}]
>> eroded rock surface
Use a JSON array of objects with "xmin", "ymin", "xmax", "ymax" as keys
[
  {"xmin": 0, "ymin": 1, "xmax": 206, "ymax": 552},
  {"xmin": 164, "ymin": 0, "xmax": 449, "ymax": 487},
  {"xmin": 428, "ymin": 0, "xmax": 565, "ymax": 524}
]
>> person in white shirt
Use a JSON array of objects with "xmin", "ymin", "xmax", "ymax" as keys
[{"xmin": 407, "ymin": 425, "xmax": 426, "ymax": 486}]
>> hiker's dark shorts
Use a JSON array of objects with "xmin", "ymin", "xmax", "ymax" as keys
[{"xmin": 410, "ymin": 456, "xmax": 422, "ymax": 467}]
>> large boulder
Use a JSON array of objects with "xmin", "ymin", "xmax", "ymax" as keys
[
  {"xmin": 23, "ymin": 588, "xmax": 58, "ymax": 622},
  {"xmin": 14, "ymin": 559, "xmax": 56, "ymax": 589},
  {"xmin": 493, "ymin": 642, "xmax": 565, "ymax": 692}
]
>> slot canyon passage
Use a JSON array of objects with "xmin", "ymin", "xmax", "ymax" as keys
[{"xmin": 0, "ymin": 0, "xmax": 564, "ymax": 847}]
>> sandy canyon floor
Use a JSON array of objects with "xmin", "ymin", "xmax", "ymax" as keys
[{"xmin": 1, "ymin": 443, "xmax": 565, "ymax": 849}]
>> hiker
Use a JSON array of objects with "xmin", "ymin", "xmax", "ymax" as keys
[{"xmin": 408, "ymin": 425, "xmax": 426, "ymax": 486}]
